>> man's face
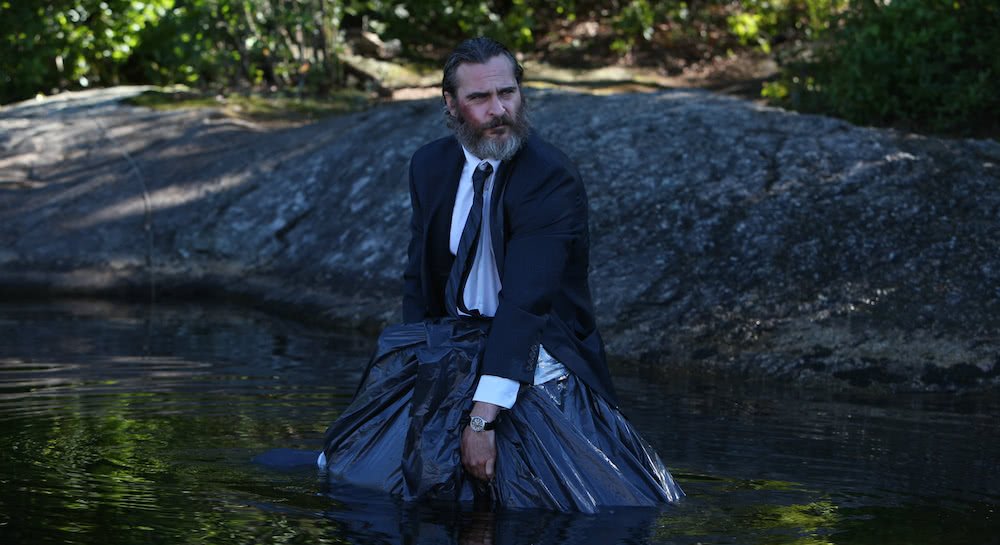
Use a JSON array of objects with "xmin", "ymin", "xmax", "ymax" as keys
[{"xmin": 444, "ymin": 55, "xmax": 528, "ymax": 160}]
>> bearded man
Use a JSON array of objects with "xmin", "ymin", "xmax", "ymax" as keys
[{"xmin": 320, "ymin": 37, "xmax": 683, "ymax": 513}]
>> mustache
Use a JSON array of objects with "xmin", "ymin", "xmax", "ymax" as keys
[{"xmin": 482, "ymin": 115, "xmax": 512, "ymax": 129}]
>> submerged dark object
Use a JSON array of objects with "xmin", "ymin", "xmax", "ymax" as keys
[
  {"xmin": 320, "ymin": 319, "xmax": 683, "ymax": 513},
  {"xmin": 252, "ymin": 448, "xmax": 320, "ymax": 469}
]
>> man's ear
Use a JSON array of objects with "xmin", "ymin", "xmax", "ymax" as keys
[{"xmin": 443, "ymin": 92, "xmax": 457, "ymax": 118}]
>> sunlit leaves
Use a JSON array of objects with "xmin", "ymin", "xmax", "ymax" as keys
[
  {"xmin": 0, "ymin": 0, "xmax": 174, "ymax": 100},
  {"xmin": 770, "ymin": 0, "xmax": 1000, "ymax": 135}
]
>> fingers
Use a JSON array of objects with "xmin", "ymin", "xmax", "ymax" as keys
[
  {"xmin": 461, "ymin": 426, "xmax": 497, "ymax": 482},
  {"xmin": 484, "ymin": 457, "xmax": 495, "ymax": 481}
]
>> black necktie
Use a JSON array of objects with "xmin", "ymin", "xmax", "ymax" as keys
[{"xmin": 445, "ymin": 161, "xmax": 493, "ymax": 317}]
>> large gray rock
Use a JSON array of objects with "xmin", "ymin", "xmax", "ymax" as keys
[{"xmin": 2, "ymin": 87, "xmax": 998, "ymax": 391}]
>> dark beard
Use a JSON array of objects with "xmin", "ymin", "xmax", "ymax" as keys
[{"xmin": 448, "ymin": 102, "xmax": 531, "ymax": 161}]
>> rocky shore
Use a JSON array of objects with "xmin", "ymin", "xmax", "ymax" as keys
[{"xmin": 2, "ymin": 87, "xmax": 998, "ymax": 391}]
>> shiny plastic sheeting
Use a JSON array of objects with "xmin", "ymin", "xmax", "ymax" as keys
[{"xmin": 320, "ymin": 319, "xmax": 683, "ymax": 513}]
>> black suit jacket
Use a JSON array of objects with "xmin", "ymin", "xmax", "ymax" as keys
[{"xmin": 402, "ymin": 133, "xmax": 618, "ymax": 406}]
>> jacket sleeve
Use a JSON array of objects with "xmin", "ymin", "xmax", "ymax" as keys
[
  {"xmin": 480, "ymin": 166, "xmax": 585, "ymax": 383},
  {"xmin": 401, "ymin": 161, "xmax": 427, "ymax": 323}
]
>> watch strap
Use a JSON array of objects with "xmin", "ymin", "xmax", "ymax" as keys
[{"xmin": 462, "ymin": 414, "xmax": 497, "ymax": 431}]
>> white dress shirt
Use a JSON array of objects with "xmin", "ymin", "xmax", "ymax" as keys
[{"xmin": 453, "ymin": 147, "xmax": 567, "ymax": 409}]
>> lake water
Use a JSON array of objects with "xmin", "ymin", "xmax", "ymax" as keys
[{"xmin": 1, "ymin": 301, "xmax": 997, "ymax": 544}]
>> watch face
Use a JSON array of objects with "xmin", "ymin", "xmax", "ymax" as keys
[{"xmin": 470, "ymin": 416, "xmax": 486, "ymax": 432}]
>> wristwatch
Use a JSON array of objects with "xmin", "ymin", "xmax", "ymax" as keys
[{"xmin": 468, "ymin": 415, "xmax": 496, "ymax": 432}]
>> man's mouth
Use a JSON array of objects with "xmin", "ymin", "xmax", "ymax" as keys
[{"xmin": 483, "ymin": 122, "xmax": 509, "ymax": 137}]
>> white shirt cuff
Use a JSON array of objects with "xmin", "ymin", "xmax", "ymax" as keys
[{"xmin": 472, "ymin": 374, "xmax": 521, "ymax": 409}]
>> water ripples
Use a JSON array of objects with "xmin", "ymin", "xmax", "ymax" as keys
[{"xmin": 1, "ymin": 302, "xmax": 997, "ymax": 545}]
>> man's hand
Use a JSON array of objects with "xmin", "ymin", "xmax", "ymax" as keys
[{"xmin": 461, "ymin": 401, "xmax": 500, "ymax": 481}]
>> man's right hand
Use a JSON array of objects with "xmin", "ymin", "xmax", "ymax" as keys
[
  {"xmin": 461, "ymin": 401, "xmax": 501, "ymax": 481},
  {"xmin": 461, "ymin": 426, "xmax": 497, "ymax": 481}
]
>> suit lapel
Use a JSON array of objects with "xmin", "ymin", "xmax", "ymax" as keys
[
  {"xmin": 491, "ymin": 138, "xmax": 534, "ymax": 280},
  {"xmin": 490, "ymin": 159, "xmax": 513, "ymax": 280},
  {"xmin": 425, "ymin": 139, "xmax": 466, "ymax": 268}
]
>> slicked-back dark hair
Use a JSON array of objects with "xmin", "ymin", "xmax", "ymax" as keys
[{"xmin": 441, "ymin": 37, "xmax": 524, "ymax": 99}]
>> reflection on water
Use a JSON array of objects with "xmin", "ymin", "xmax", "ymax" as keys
[{"xmin": 0, "ymin": 301, "xmax": 997, "ymax": 545}]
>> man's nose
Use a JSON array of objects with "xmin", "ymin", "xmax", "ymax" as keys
[{"xmin": 488, "ymin": 95, "xmax": 506, "ymax": 116}]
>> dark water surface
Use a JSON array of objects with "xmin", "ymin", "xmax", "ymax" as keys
[{"xmin": 1, "ymin": 301, "xmax": 997, "ymax": 545}]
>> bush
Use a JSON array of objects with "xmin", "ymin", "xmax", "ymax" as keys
[
  {"xmin": 769, "ymin": 0, "xmax": 1000, "ymax": 135},
  {"xmin": 0, "ymin": 0, "xmax": 171, "ymax": 104}
]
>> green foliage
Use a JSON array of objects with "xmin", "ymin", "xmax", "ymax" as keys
[
  {"xmin": 611, "ymin": 0, "xmax": 656, "ymax": 55},
  {"xmin": 773, "ymin": 0, "xmax": 1000, "ymax": 135},
  {"xmin": 728, "ymin": 0, "xmax": 848, "ymax": 54},
  {"xmin": 131, "ymin": 0, "xmax": 349, "ymax": 93},
  {"xmin": 0, "ymin": 0, "xmax": 844, "ymax": 104},
  {"xmin": 1, "ymin": 0, "xmax": 351, "ymax": 104},
  {"xmin": 4, "ymin": 0, "xmax": 997, "ymax": 136},
  {"xmin": 351, "ymin": 0, "xmax": 540, "ymax": 55},
  {"xmin": 1, "ymin": 0, "xmax": 172, "ymax": 103}
]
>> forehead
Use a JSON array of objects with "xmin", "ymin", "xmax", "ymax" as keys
[{"xmin": 453, "ymin": 55, "xmax": 517, "ymax": 94}]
